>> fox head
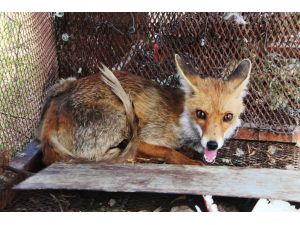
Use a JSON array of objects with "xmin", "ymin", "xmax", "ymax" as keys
[{"xmin": 175, "ymin": 54, "xmax": 251, "ymax": 163}]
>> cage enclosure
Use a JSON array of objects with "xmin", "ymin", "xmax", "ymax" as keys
[{"xmin": 0, "ymin": 12, "xmax": 300, "ymax": 205}]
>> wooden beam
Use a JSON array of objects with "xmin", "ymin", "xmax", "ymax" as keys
[
  {"xmin": 234, "ymin": 126, "xmax": 300, "ymax": 143},
  {"xmin": 0, "ymin": 140, "xmax": 42, "ymax": 209},
  {"xmin": 9, "ymin": 140, "xmax": 43, "ymax": 172},
  {"xmin": 14, "ymin": 162, "xmax": 300, "ymax": 202}
]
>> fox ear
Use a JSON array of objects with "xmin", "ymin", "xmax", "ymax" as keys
[
  {"xmin": 175, "ymin": 54, "xmax": 198, "ymax": 95},
  {"xmin": 227, "ymin": 59, "xmax": 252, "ymax": 98}
]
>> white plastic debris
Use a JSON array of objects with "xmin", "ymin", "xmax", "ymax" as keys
[
  {"xmin": 223, "ymin": 13, "xmax": 247, "ymax": 25},
  {"xmin": 252, "ymin": 199, "xmax": 299, "ymax": 212},
  {"xmin": 285, "ymin": 164, "xmax": 295, "ymax": 170},
  {"xmin": 108, "ymin": 198, "xmax": 117, "ymax": 207},
  {"xmin": 267, "ymin": 145, "xmax": 277, "ymax": 155},
  {"xmin": 235, "ymin": 148, "xmax": 244, "ymax": 157},
  {"xmin": 153, "ymin": 206, "xmax": 163, "ymax": 212},
  {"xmin": 170, "ymin": 205, "xmax": 194, "ymax": 212},
  {"xmin": 221, "ymin": 158, "xmax": 231, "ymax": 164},
  {"xmin": 200, "ymin": 38, "xmax": 205, "ymax": 46},
  {"xmin": 194, "ymin": 205, "xmax": 202, "ymax": 212},
  {"xmin": 203, "ymin": 195, "xmax": 219, "ymax": 212}
]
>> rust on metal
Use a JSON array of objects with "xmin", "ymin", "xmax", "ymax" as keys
[{"xmin": 235, "ymin": 128, "xmax": 294, "ymax": 143}]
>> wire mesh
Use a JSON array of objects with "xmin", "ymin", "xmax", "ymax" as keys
[
  {"xmin": 0, "ymin": 12, "xmax": 59, "ymax": 158},
  {"xmin": 0, "ymin": 12, "xmax": 300, "ymax": 211},
  {"xmin": 55, "ymin": 12, "xmax": 300, "ymax": 135},
  {"xmin": 0, "ymin": 12, "xmax": 299, "ymax": 210},
  {"xmin": 215, "ymin": 139, "xmax": 299, "ymax": 169},
  {"xmin": 0, "ymin": 12, "xmax": 299, "ymax": 167}
]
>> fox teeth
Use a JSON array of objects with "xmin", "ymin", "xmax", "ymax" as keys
[{"xmin": 204, "ymin": 155, "xmax": 216, "ymax": 163}]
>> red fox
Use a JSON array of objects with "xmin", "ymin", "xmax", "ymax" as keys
[{"xmin": 36, "ymin": 54, "xmax": 251, "ymax": 165}]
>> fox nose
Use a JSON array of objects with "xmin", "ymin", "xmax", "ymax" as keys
[{"xmin": 207, "ymin": 141, "xmax": 218, "ymax": 151}]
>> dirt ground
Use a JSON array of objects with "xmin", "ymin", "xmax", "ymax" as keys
[
  {"xmin": 3, "ymin": 190, "xmax": 258, "ymax": 212},
  {"xmin": 2, "ymin": 140, "xmax": 299, "ymax": 212}
]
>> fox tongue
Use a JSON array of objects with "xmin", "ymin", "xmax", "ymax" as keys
[{"xmin": 204, "ymin": 148, "xmax": 218, "ymax": 163}]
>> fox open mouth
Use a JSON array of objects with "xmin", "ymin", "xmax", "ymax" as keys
[{"xmin": 203, "ymin": 148, "xmax": 218, "ymax": 163}]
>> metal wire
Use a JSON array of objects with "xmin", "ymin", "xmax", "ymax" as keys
[
  {"xmin": 55, "ymin": 12, "xmax": 299, "ymax": 135},
  {"xmin": 53, "ymin": 12, "xmax": 300, "ymax": 170},
  {"xmin": 0, "ymin": 12, "xmax": 59, "ymax": 158},
  {"xmin": 0, "ymin": 12, "xmax": 299, "ymax": 165}
]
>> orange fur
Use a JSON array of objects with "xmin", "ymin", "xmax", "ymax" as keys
[
  {"xmin": 185, "ymin": 78, "xmax": 245, "ymax": 142},
  {"xmin": 37, "ymin": 55, "xmax": 251, "ymax": 165},
  {"xmin": 137, "ymin": 142, "xmax": 203, "ymax": 165},
  {"xmin": 40, "ymin": 100, "xmax": 73, "ymax": 164}
]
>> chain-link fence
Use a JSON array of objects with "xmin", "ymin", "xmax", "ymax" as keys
[
  {"xmin": 0, "ymin": 12, "xmax": 59, "ymax": 161},
  {"xmin": 0, "ymin": 12, "xmax": 299, "ymax": 168},
  {"xmin": 56, "ymin": 12, "xmax": 299, "ymax": 135}
]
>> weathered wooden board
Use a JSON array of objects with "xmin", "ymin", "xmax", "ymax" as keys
[
  {"xmin": 14, "ymin": 162, "xmax": 300, "ymax": 202},
  {"xmin": 0, "ymin": 140, "xmax": 42, "ymax": 209},
  {"xmin": 9, "ymin": 140, "xmax": 43, "ymax": 172}
]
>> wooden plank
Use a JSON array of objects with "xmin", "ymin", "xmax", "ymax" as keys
[
  {"xmin": 14, "ymin": 162, "xmax": 300, "ymax": 202},
  {"xmin": 0, "ymin": 140, "xmax": 42, "ymax": 209},
  {"xmin": 9, "ymin": 140, "xmax": 43, "ymax": 172},
  {"xmin": 234, "ymin": 127, "xmax": 299, "ymax": 143}
]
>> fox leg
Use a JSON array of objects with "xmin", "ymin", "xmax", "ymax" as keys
[{"xmin": 137, "ymin": 142, "xmax": 203, "ymax": 165}]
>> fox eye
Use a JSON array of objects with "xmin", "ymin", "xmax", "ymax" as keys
[
  {"xmin": 223, "ymin": 113, "xmax": 233, "ymax": 122},
  {"xmin": 196, "ymin": 110, "xmax": 206, "ymax": 120}
]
